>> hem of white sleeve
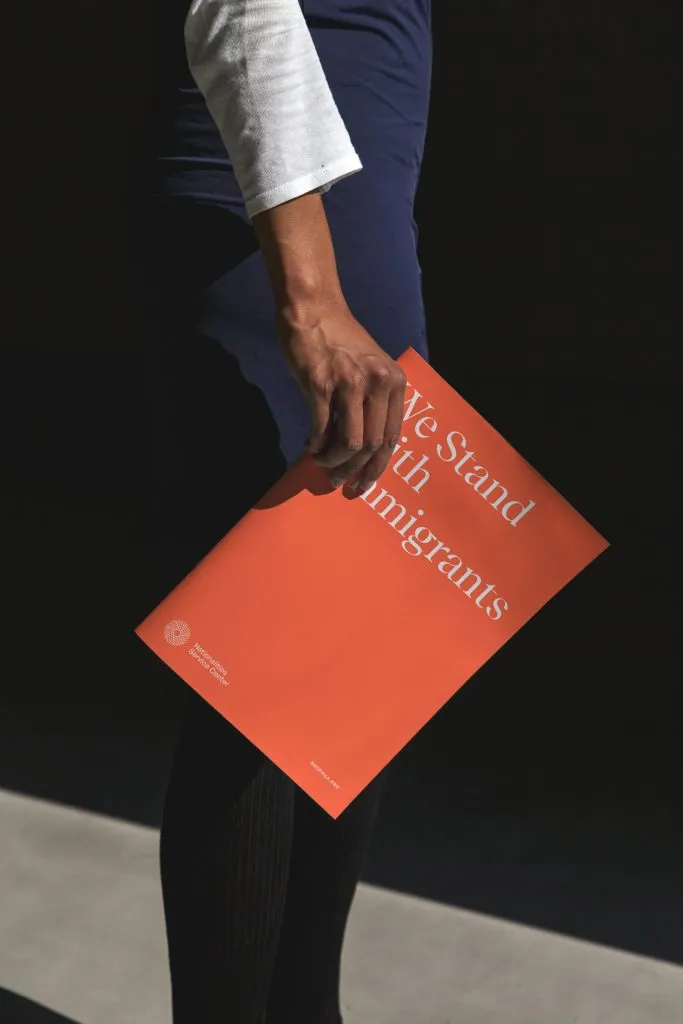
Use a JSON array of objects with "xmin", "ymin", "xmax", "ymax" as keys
[{"xmin": 245, "ymin": 152, "xmax": 363, "ymax": 220}]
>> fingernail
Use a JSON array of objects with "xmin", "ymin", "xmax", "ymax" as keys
[{"xmin": 331, "ymin": 476, "xmax": 344, "ymax": 489}]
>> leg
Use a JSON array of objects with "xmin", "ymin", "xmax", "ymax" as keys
[
  {"xmin": 266, "ymin": 770, "xmax": 392, "ymax": 1024},
  {"xmin": 149, "ymin": 340, "xmax": 296, "ymax": 1024},
  {"xmin": 149, "ymin": 343, "xmax": 297, "ymax": 1022},
  {"xmin": 131, "ymin": 228, "xmax": 297, "ymax": 1021},
  {"xmin": 160, "ymin": 691, "xmax": 296, "ymax": 1024}
]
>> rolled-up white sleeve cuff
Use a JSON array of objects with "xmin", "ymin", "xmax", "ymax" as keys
[{"xmin": 245, "ymin": 151, "xmax": 362, "ymax": 219}]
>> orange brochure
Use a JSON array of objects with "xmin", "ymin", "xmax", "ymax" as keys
[{"xmin": 136, "ymin": 348, "xmax": 608, "ymax": 817}]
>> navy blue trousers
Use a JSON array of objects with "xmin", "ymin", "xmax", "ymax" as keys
[{"xmin": 129, "ymin": 4, "xmax": 431, "ymax": 1020}]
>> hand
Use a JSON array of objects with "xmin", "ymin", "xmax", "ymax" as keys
[{"xmin": 278, "ymin": 299, "xmax": 407, "ymax": 491}]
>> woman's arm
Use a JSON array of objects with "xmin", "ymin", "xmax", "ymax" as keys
[{"xmin": 185, "ymin": 0, "xmax": 407, "ymax": 489}]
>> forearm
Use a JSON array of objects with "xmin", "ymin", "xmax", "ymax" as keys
[{"xmin": 252, "ymin": 192, "xmax": 346, "ymax": 321}]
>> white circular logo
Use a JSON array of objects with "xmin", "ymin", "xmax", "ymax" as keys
[{"xmin": 164, "ymin": 620, "xmax": 191, "ymax": 647}]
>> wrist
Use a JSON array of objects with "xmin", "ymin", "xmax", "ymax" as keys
[{"xmin": 277, "ymin": 286, "xmax": 348, "ymax": 331}]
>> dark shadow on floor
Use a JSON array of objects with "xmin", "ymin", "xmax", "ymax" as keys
[
  {"xmin": 1, "ymin": 353, "xmax": 678, "ymax": 969},
  {"xmin": 0, "ymin": 990, "xmax": 79, "ymax": 1024}
]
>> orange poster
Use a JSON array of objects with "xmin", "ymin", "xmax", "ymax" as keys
[{"xmin": 136, "ymin": 348, "xmax": 608, "ymax": 817}]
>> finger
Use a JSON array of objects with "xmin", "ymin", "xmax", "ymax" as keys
[
  {"xmin": 313, "ymin": 378, "xmax": 366, "ymax": 474},
  {"xmin": 356, "ymin": 367, "xmax": 407, "ymax": 488},
  {"xmin": 362, "ymin": 378, "xmax": 391, "ymax": 456},
  {"xmin": 306, "ymin": 377, "xmax": 333, "ymax": 454},
  {"xmin": 330, "ymin": 385, "xmax": 388, "ymax": 486},
  {"xmin": 325, "ymin": 362, "xmax": 393, "ymax": 486}
]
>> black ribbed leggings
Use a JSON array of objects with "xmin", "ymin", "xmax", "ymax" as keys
[
  {"xmin": 139, "ymin": 319, "xmax": 389, "ymax": 1024},
  {"xmin": 161, "ymin": 691, "xmax": 388, "ymax": 1024}
]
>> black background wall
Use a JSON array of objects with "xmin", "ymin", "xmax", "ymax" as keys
[{"xmin": 1, "ymin": 0, "xmax": 679, "ymax": 967}]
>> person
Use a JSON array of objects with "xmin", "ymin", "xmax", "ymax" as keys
[{"xmin": 126, "ymin": 0, "xmax": 432, "ymax": 1020}]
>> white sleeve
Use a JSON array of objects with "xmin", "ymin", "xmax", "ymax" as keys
[{"xmin": 184, "ymin": 0, "xmax": 363, "ymax": 219}]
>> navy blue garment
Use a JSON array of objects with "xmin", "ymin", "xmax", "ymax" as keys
[{"xmin": 129, "ymin": 0, "xmax": 432, "ymax": 465}]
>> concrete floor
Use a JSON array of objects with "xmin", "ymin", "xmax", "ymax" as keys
[{"xmin": 2, "ymin": 788, "xmax": 682, "ymax": 1024}]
